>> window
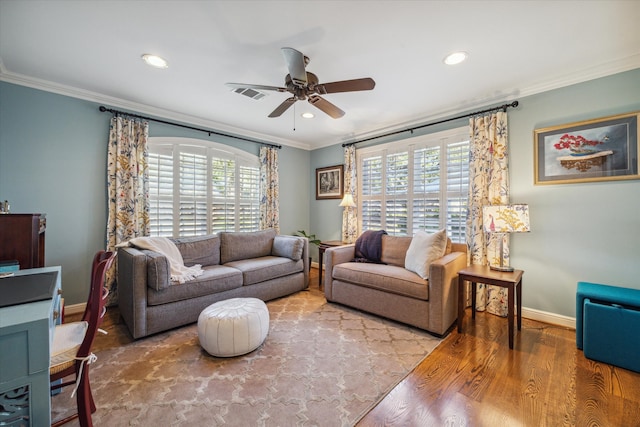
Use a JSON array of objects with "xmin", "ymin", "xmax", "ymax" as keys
[
  {"xmin": 357, "ymin": 127, "xmax": 469, "ymax": 243},
  {"xmin": 148, "ymin": 137, "xmax": 260, "ymax": 237}
]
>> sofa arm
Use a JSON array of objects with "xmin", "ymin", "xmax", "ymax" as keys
[
  {"xmin": 299, "ymin": 236, "xmax": 309, "ymax": 288},
  {"xmin": 428, "ymin": 251, "xmax": 468, "ymax": 335},
  {"xmin": 117, "ymin": 247, "xmax": 153, "ymax": 339},
  {"xmin": 323, "ymin": 244, "xmax": 355, "ymax": 300}
]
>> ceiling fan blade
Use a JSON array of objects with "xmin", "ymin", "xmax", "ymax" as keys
[
  {"xmin": 225, "ymin": 82, "xmax": 286, "ymax": 92},
  {"xmin": 281, "ymin": 47, "xmax": 308, "ymax": 87},
  {"xmin": 315, "ymin": 77, "xmax": 376, "ymax": 94},
  {"xmin": 308, "ymin": 95, "xmax": 345, "ymax": 119},
  {"xmin": 268, "ymin": 97, "xmax": 297, "ymax": 118}
]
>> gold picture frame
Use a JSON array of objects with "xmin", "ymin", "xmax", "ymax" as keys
[
  {"xmin": 534, "ymin": 111, "xmax": 639, "ymax": 185},
  {"xmin": 316, "ymin": 165, "xmax": 344, "ymax": 200}
]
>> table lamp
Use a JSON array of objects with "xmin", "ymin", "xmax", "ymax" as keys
[
  {"xmin": 482, "ymin": 204, "xmax": 530, "ymax": 272},
  {"xmin": 339, "ymin": 193, "xmax": 357, "ymax": 243},
  {"xmin": 339, "ymin": 193, "xmax": 356, "ymax": 209}
]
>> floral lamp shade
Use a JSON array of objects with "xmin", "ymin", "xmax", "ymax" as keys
[
  {"xmin": 482, "ymin": 204, "xmax": 530, "ymax": 272},
  {"xmin": 482, "ymin": 204, "xmax": 530, "ymax": 234}
]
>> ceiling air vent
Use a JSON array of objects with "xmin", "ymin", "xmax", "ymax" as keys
[{"xmin": 233, "ymin": 87, "xmax": 266, "ymax": 100}]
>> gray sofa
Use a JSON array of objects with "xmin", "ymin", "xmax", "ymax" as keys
[
  {"xmin": 117, "ymin": 229, "xmax": 309, "ymax": 339},
  {"xmin": 324, "ymin": 234, "xmax": 467, "ymax": 336}
]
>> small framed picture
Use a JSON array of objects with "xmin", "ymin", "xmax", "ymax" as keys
[
  {"xmin": 534, "ymin": 111, "xmax": 639, "ymax": 185},
  {"xmin": 316, "ymin": 165, "xmax": 344, "ymax": 200}
]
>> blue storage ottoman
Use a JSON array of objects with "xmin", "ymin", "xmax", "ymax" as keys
[{"xmin": 576, "ymin": 282, "xmax": 640, "ymax": 373}]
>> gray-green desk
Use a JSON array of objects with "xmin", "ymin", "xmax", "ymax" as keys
[{"xmin": 0, "ymin": 266, "xmax": 62, "ymax": 426}]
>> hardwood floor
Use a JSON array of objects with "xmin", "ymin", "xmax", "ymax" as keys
[{"xmin": 351, "ymin": 284, "xmax": 640, "ymax": 426}]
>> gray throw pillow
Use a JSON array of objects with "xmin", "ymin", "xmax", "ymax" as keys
[
  {"xmin": 219, "ymin": 229, "xmax": 277, "ymax": 264},
  {"xmin": 272, "ymin": 236, "xmax": 304, "ymax": 261},
  {"xmin": 171, "ymin": 235, "xmax": 220, "ymax": 266}
]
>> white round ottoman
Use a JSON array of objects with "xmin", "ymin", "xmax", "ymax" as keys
[{"xmin": 197, "ymin": 297, "xmax": 269, "ymax": 357}]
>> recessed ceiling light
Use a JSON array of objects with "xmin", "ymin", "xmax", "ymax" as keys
[
  {"xmin": 443, "ymin": 51, "xmax": 468, "ymax": 65},
  {"xmin": 301, "ymin": 112, "xmax": 315, "ymax": 119},
  {"xmin": 142, "ymin": 54, "xmax": 168, "ymax": 69}
]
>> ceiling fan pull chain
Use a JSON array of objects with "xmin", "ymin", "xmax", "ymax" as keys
[{"xmin": 293, "ymin": 103, "xmax": 296, "ymax": 131}]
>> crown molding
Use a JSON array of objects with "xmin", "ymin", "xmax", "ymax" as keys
[
  {"xmin": 319, "ymin": 55, "xmax": 640, "ymax": 150},
  {"xmin": 0, "ymin": 70, "xmax": 311, "ymax": 151},
  {"xmin": 518, "ymin": 53, "xmax": 640, "ymax": 98},
  {"xmin": 2, "ymin": 54, "xmax": 638, "ymax": 152}
]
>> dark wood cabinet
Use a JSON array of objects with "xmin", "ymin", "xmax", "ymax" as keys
[{"xmin": 0, "ymin": 214, "xmax": 46, "ymax": 269}]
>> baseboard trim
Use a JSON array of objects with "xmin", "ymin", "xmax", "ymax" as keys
[
  {"xmin": 522, "ymin": 307, "xmax": 575, "ymax": 330},
  {"xmin": 65, "ymin": 302, "xmax": 86, "ymax": 316}
]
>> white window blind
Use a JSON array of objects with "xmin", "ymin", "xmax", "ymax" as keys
[
  {"xmin": 357, "ymin": 127, "xmax": 469, "ymax": 243},
  {"xmin": 148, "ymin": 138, "xmax": 260, "ymax": 237}
]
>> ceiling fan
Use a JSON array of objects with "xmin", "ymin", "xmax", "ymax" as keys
[{"xmin": 225, "ymin": 47, "xmax": 375, "ymax": 119}]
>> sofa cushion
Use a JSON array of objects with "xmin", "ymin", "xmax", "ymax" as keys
[
  {"xmin": 147, "ymin": 265, "xmax": 243, "ymax": 306},
  {"xmin": 143, "ymin": 250, "xmax": 171, "ymax": 291},
  {"xmin": 219, "ymin": 229, "xmax": 277, "ymax": 264},
  {"xmin": 380, "ymin": 235, "xmax": 413, "ymax": 267},
  {"xmin": 271, "ymin": 235, "xmax": 304, "ymax": 261},
  {"xmin": 225, "ymin": 256, "xmax": 304, "ymax": 286},
  {"xmin": 171, "ymin": 234, "xmax": 220, "ymax": 266},
  {"xmin": 333, "ymin": 262, "xmax": 429, "ymax": 300},
  {"xmin": 404, "ymin": 229, "xmax": 448, "ymax": 280}
]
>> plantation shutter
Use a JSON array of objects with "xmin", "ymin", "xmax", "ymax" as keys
[
  {"xmin": 445, "ymin": 141, "xmax": 469, "ymax": 242},
  {"xmin": 238, "ymin": 165, "xmax": 260, "ymax": 231},
  {"xmin": 385, "ymin": 151, "xmax": 409, "ymax": 235},
  {"xmin": 179, "ymin": 150, "xmax": 208, "ymax": 237},
  {"xmin": 148, "ymin": 147, "xmax": 174, "ymax": 237},
  {"xmin": 412, "ymin": 146, "xmax": 441, "ymax": 234},
  {"xmin": 211, "ymin": 157, "xmax": 235, "ymax": 233},
  {"xmin": 360, "ymin": 155, "xmax": 383, "ymax": 230}
]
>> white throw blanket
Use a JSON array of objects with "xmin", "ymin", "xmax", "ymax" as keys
[{"xmin": 128, "ymin": 237, "xmax": 204, "ymax": 284}]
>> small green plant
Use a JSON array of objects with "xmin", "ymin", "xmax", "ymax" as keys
[{"xmin": 295, "ymin": 230, "xmax": 321, "ymax": 246}]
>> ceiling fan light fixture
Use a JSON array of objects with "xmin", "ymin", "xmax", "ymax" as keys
[
  {"xmin": 301, "ymin": 112, "xmax": 314, "ymax": 119},
  {"xmin": 142, "ymin": 54, "xmax": 168, "ymax": 69},
  {"xmin": 444, "ymin": 51, "xmax": 468, "ymax": 65}
]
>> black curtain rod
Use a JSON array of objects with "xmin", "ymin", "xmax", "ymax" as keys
[
  {"xmin": 99, "ymin": 106, "xmax": 282, "ymax": 149},
  {"xmin": 342, "ymin": 100, "xmax": 519, "ymax": 147}
]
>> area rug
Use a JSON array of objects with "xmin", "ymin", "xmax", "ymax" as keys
[{"xmin": 51, "ymin": 287, "xmax": 442, "ymax": 426}]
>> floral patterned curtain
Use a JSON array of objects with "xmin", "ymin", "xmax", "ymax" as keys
[
  {"xmin": 106, "ymin": 116, "xmax": 149, "ymax": 303},
  {"xmin": 259, "ymin": 146, "xmax": 280, "ymax": 233},
  {"xmin": 466, "ymin": 111, "xmax": 510, "ymax": 316},
  {"xmin": 342, "ymin": 145, "xmax": 358, "ymax": 243}
]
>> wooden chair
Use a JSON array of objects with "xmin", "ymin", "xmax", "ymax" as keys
[{"xmin": 50, "ymin": 250, "xmax": 116, "ymax": 427}]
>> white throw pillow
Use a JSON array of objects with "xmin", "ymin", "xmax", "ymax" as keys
[{"xmin": 404, "ymin": 229, "xmax": 448, "ymax": 279}]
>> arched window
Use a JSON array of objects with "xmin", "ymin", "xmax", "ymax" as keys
[{"xmin": 148, "ymin": 137, "xmax": 260, "ymax": 237}]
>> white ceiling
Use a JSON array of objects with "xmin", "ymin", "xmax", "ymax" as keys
[{"xmin": 1, "ymin": 1, "xmax": 639, "ymax": 150}]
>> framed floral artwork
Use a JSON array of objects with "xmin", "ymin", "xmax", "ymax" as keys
[
  {"xmin": 534, "ymin": 111, "xmax": 639, "ymax": 185},
  {"xmin": 316, "ymin": 165, "xmax": 344, "ymax": 200}
]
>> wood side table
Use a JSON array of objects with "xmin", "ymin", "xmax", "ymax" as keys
[
  {"xmin": 318, "ymin": 240, "xmax": 348, "ymax": 288},
  {"xmin": 457, "ymin": 265, "xmax": 524, "ymax": 349}
]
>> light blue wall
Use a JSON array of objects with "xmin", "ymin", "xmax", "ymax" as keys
[
  {"xmin": 310, "ymin": 68, "xmax": 640, "ymax": 318},
  {"xmin": 307, "ymin": 144, "xmax": 344, "ymax": 261},
  {"xmin": 2, "ymin": 69, "xmax": 638, "ymax": 316},
  {"xmin": 0, "ymin": 82, "xmax": 310, "ymax": 304},
  {"xmin": 509, "ymin": 69, "xmax": 640, "ymax": 318}
]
